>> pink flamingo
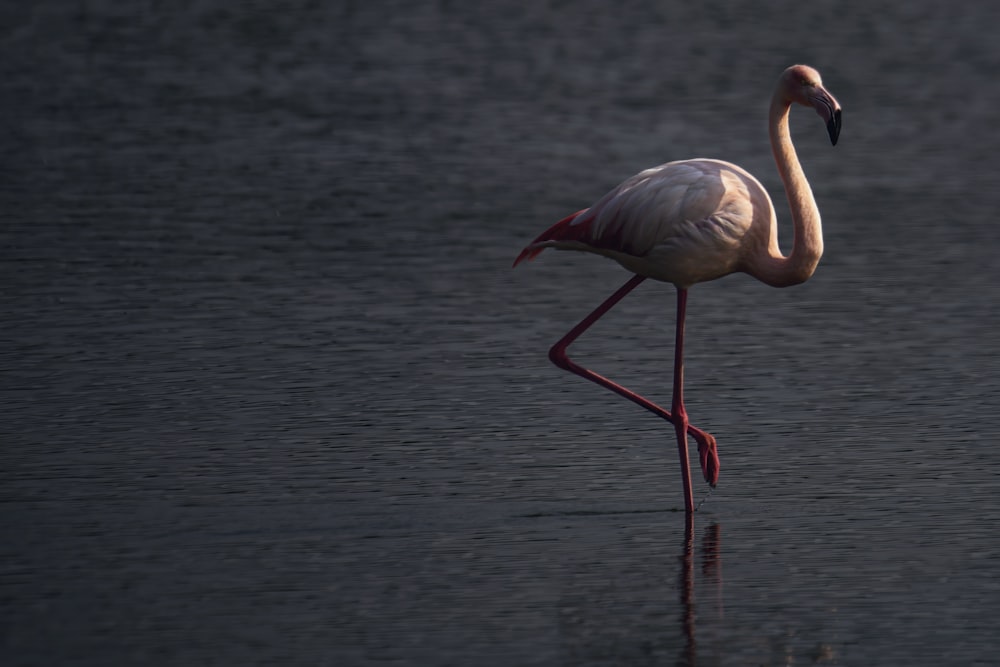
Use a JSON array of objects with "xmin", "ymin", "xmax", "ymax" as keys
[{"xmin": 513, "ymin": 65, "xmax": 842, "ymax": 514}]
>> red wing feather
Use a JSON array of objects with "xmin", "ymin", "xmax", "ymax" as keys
[{"xmin": 512, "ymin": 209, "xmax": 591, "ymax": 267}]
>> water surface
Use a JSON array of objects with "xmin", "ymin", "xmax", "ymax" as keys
[{"xmin": 3, "ymin": 1, "xmax": 1000, "ymax": 665}]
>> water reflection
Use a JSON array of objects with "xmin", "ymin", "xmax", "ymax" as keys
[{"xmin": 678, "ymin": 518, "xmax": 723, "ymax": 666}]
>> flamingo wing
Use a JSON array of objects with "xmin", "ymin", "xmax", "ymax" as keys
[{"xmin": 515, "ymin": 160, "xmax": 762, "ymax": 286}]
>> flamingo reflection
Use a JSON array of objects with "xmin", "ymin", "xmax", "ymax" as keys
[{"xmin": 678, "ymin": 517, "xmax": 723, "ymax": 666}]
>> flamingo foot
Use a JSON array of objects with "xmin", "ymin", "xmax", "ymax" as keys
[{"xmin": 690, "ymin": 427, "xmax": 720, "ymax": 488}]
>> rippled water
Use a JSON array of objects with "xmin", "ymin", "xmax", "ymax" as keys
[{"xmin": 4, "ymin": 1, "xmax": 1000, "ymax": 665}]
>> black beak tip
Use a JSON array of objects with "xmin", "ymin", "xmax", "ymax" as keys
[{"xmin": 828, "ymin": 109, "xmax": 842, "ymax": 146}]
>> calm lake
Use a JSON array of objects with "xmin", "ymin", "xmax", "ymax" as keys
[{"xmin": 4, "ymin": 1, "xmax": 1000, "ymax": 665}]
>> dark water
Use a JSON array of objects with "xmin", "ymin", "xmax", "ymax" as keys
[{"xmin": 4, "ymin": 1, "xmax": 1000, "ymax": 664}]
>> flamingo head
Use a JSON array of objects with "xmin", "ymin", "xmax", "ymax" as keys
[{"xmin": 780, "ymin": 64, "xmax": 842, "ymax": 146}]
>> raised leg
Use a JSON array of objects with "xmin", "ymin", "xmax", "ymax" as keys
[{"xmin": 548, "ymin": 276, "xmax": 720, "ymax": 510}]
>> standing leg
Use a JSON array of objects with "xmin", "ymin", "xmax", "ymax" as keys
[
  {"xmin": 671, "ymin": 288, "xmax": 694, "ymax": 514},
  {"xmin": 547, "ymin": 276, "xmax": 720, "ymax": 502}
]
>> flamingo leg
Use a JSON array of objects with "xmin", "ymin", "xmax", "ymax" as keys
[
  {"xmin": 547, "ymin": 276, "xmax": 720, "ymax": 512},
  {"xmin": 671, "ymin": 288, "xmax": 695, "ymax": 514}
]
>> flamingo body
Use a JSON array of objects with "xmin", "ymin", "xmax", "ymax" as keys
[{"xmin": 514, "ymin": 159, "xmax": 774, "ymax": 288}]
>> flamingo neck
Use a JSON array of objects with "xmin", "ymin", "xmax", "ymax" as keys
[{"xmin": 751, "ymin": 93, "xmax": 824, "ymax": 288}]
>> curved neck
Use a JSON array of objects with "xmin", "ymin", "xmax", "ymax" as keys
[{"xmin": 751, "ymin": 93, "xmax": 824, "ymax": 287}]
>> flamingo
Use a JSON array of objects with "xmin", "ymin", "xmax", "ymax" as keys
[{"xmin": 513, "ymin": 65, "xmax": 842, "ymax": 515}]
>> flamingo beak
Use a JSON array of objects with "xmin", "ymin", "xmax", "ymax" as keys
[
  {"xmin": 827, "ymin": 108, "xmax": 842, "ymax": 146},
  {"xmin": 810, "ymin": 88, "xmax": 842, "ymax": 146}
]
